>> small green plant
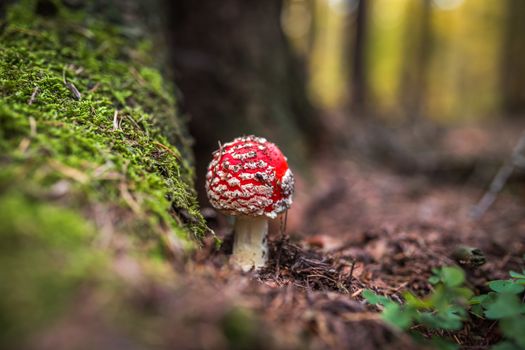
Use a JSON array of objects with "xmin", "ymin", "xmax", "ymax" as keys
[
  {"xmin": 470, "ymin": 270, "xmax": 525, "ymax": 350},
  {"xmin": 363, "ymin": 267, "xmax": 471, "ymax": 331},
  {"xmin": 363, "ymin": 267, "xmax": 525, "ymax": 350}
]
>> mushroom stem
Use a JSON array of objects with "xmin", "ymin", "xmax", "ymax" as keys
[{"xmin": 231, "ymin": 216, "xmax": 268, "ymax": 271}]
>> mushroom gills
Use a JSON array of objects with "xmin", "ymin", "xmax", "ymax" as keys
[{"xmin": 231, "ymin": 215, "xmax": 268, "ymax": 271}]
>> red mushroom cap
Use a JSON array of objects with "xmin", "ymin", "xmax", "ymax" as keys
[{"xmin": 205, "ymin": 136, "xmax": 294, "ymax": 219}]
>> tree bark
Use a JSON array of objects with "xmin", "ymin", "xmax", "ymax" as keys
[{"xmin": 349, "ymin": 0, "xmax": 369, "ymax": 113}]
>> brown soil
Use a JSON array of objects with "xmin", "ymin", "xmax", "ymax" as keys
[
  {"xmin": 33, "ymin": 124, "xmax": 525, "ymax": 350},
  {"xmin": 182, "ymin": 124, "xmax": 525, "ymax": 350}
]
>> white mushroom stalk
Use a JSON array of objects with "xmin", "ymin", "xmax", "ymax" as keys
[
  {"xmin": 231, "ymin": 216, "xmax": 268, "ymax": 271},
  {"xmin": 205, "ymin": 136, "xmax": 294, "ymax": 271}
]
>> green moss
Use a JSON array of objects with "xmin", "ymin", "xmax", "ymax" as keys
[
  {"xmin": 0, "ymin": 1, "xmax": 207, "ymax": 344},
  {"xmin": 0, "ymin": 0, "xmax": 207, "ymax": 248},
  {"xmin": 0, "ymin": 189, "xmax": 106, "ymax": 344}
]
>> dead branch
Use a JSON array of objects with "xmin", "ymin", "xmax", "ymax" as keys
[{"xmin": 470, "ymin": 130, "xmax": 525, "ymax": 219}]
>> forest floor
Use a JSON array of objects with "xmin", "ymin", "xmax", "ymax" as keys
[
  {"xmin": 185, "ymin": 122, "xmax": 525, "ymax": 350},
  {"xmin": 33, "ymin": 123, "xmax": 525, "ymax": 350}
]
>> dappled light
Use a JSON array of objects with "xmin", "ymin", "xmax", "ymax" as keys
[{"xmin": 284, "ymin": 0, "xmax": 514, "ymax": 123}]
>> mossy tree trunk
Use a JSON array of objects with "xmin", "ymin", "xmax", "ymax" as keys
[{"xmin": 0, "ymin": 0, "xmax": 206, "ymax": 348}]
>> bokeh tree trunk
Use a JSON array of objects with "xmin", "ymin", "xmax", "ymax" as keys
[
  {"xmin": 165, "ymin": 0, "xmax": 322, "ymax": 201},
  {"xmin": 349, "ymin": 0, "xmax": 368, "ymax": 113},
  {"xmin": 501, "ymin": 0, "xmax": 525, "ymax": 116},
  {"xmin": 398, "ymin": 0, "xmax": 432, "ymax": 120}
]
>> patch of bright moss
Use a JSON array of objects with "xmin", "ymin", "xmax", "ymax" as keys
[
  {"xmin": 0, "ymin": 189, "xmax": 106, "ymax": 345},
  {"xmin": 0, "ymin": 0, "xmax": 207, "ymax": 251}
]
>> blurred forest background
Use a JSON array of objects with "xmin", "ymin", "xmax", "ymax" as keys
[
  {"xmin": 288, "ymin": 0, "xmax": 524, "ymax": 121},
  {"xmin": 171, "ymin": 0, "xmax": 525, "ymax": 203}
]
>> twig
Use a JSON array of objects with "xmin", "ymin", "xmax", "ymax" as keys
[
  {"xmin": 152, "ymin": 141, "xmax": 181, "ymax": 160},
  {"xmin": 275, "ymin": 212, "xmax": 289, "ymax": 277},
  {"xmin": 470, "ymin": 130, "xmax": 525, "ymax": 219},
  {"xmin": 347, "ymin": 260, "xmax": 356, "ymax": 286},
  {"xmin": 125, "ymin": 114, "xmax": 142, "ymax": 132},
  {"xmin": 341, "ymin": 312, "xmax": 381, "ymax": 322},
  {"xmin": 217, "ymin": 141, "xmax": 224, "ymax": 162},
  {"xmin": 351, "ymin": 288, "xmax": 363, "ymax": 298},
  {"xmin": 112, "ymin": 110, "xmax": 120, "ymax": 131},
  {"xmin": 62, "ymin": 65, "xmax": 82, "ymax": 100},
  {"xmin": 28, "ymin": 86, "xmax": 39, "ymax": 105},
  {"xmin": 66, "ymin": 82, "xmax": 82, "ymax": 100}
]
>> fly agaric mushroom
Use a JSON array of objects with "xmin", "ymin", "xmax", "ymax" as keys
[{"xmin": 205, "ymin": 135, "xmax": 294, "ymax": 271}]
